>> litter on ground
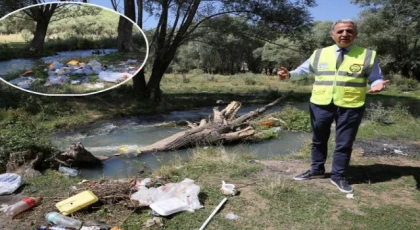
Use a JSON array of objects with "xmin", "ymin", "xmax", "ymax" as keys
[
  {"xmin": 7, "ymin": 58, "xmax": 140, "ymax": 89},
  {"xmin": 130, "ymin": 178, "xmax": 202, "ymax": 216}
]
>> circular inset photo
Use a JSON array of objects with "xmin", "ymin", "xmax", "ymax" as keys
[{"xmin": 0, "ymin": 2, "xmax": 148, "ymax": 96}]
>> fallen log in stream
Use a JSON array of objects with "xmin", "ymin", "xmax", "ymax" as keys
[{"xmin": 139, "ymin": 90, "xmax": 293, "ymax": 153}]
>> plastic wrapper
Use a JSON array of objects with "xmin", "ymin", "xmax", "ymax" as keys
[
  {"xmin": 44, "ymin": 75, "xmax": 70, "ymax": 85},
  {"xmin": 0, "ymin": 173, "xmax": 23, "ymax": 195},
  {"xmin": 98, "ymin": 71, "xmax": 131, "ymax": 83},
  {"xmin": 130, "ymin": 178, "xmax": 202, "ymax": 216}
]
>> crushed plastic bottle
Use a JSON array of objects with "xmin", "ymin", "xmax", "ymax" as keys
[
  {"xmin": 3, "ymin": 196, "xmax": 42, "ymax": 217},
  {"xmin": 38, "ymin": 226, "xmax": 77, "ymax": 230},
  {"xmin": 45, "ymin": 212, "xmax": 82, "ymax": 230},
  {"xmin": 58, "ymin": 166, "xmax": 79, "ymax": 177}
]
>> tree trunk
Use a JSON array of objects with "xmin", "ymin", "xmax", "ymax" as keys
[
  {"xmin": 116, "ymin": 16, "xmax": 134, "ymax": 52},
  {"xmin": 137, "ymin": 91, "xmax": 292, "ymax": 153},
  {"xmin": 116, "ymin": 0, "xmax": 135, "ymax": 52},
  {"xmin": 136, "ymin": 0, "xmax": 142, "ymax": 28},
  {"xmin": 146, "ymin": 44, "xmax": 179, "ymax": 102},
  {"xmin": 131, "ymin": 0, "xmax": 148, "ymax": 98},
  {"xmin": 132, "ymin": 69, "xmax": 149, "ymax": 98},
  {"xmin": 401, "ymin": 64, "xmax": 410, "ymax": 78},
  {"xmin": 29, "ymin": 20, "xmax": 49, "ymax": 55},
  {"xmin": 146, "ymin": 67, "xmax": 165, "ymax": 102}
]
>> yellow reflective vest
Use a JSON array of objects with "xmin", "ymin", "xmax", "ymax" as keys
[{"xmin": 309, "ymin": 45, "xmax": 376, "ymax": 108}]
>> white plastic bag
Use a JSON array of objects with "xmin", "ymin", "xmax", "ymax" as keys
[
  {"xmin": 98, "ymin": 71, "xmax": 132, "ymax": 83},
  {"xmin": 130, "ymin": 178, "xmax": 202, "ymax": 216},
  {"xmin": 126, "ymin": 59, "xmax": 137, "ymax": 64},
  {"xmin": 9, "ymin": 77, "xmax": 36, "ymax": 89},
  {"xmin": 44, "ymin": 75, "xmax": 70, "ymax": 85},
  {"xmin": 87, "ymin": 60, "xmax": 102, "ymax": 74},
  {"xmin": 0, "ymin": 173, "xmax": 23, "ymax": 195}
]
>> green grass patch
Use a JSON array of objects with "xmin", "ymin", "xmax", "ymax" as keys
[
  {"xmin": 340, "ymin": 205, "xmax": 420, "ymax": 229},
  {"xmin": 24, "ymin": 170, "xmax": 81, "ymax": 197},
  {"xmin": 359, "ymin": 101, "xmax": 420, "ymax": 140}
]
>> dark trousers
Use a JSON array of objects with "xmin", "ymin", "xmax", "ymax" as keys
[{"xmin": 309, "ymin": 102, "xmax": 365, "ymax": 179}]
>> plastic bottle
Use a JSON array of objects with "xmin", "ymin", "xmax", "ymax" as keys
[
  {"xmin": 45, "ymin": 212, "xmax": 82, "ymax": 230},
  {"xmin": 38, "ymin": 226, "xmax": 77, "ymax": 230},
  {"xmin": 3, "ymin": 196, "xmax": 43, "ymax": 217}
]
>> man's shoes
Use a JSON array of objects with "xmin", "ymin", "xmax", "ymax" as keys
[
  {"xmin": 293, "ymin": 170, "xmax": 325, "ymax": 181},
  {"xmin": 330, "ymin": 178, "xmax": 353, "ymax": 193}
]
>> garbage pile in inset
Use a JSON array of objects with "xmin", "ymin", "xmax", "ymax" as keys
[{"xmin": 7, "ymin": 58, "xmax": 140, "ymax": 90}]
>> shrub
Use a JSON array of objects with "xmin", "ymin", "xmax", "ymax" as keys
[
  {"xmin": 0, "ymin": 111, "xmax": 56, "ymax": 172},
  {"xmin": 388, "ymin": 75, "xmax": 419, "ymax": 92},
  {"xmin": 278, "ymin": 106, "xmax": 311, "ymax": 132},
  {"xmin": 365, "ymin": 101, "xmax": 410, "ymax": 125},
  {"xmin": 203, "ymin": 74, "xmax": 216, "ymax": 82},
  {"xmin": 244, "ymin": 77, "xmax": 256, "ymax": 85}
]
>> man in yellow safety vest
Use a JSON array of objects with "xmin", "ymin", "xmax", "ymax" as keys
[{"xmin": 277, "ymin": 19, "xmax": 390, "ymax": 193}]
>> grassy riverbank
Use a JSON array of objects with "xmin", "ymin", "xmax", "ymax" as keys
[
  {"xmin": 13, "ymin": 142, "xmax": 420, "ymax": 229},
  {"xmin": 1, "ymin": 73, "xmax": 419, "ymax": 168}
]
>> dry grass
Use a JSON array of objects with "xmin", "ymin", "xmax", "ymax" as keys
[{"xmin": 0, "ymin": 34, "xmax": 25, "ymax": 43}]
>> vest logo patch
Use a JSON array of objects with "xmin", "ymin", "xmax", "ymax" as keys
[
  {"xmin": 349, "ymin": 64, "xmax": 362, "ymax": 72},
  {"xmin": 318, "ymin": 63, "xmax": 328, "ymax": 69}
]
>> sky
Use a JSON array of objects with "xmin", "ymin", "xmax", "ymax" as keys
[
  {"xmin": 89, "ymin": 0, "xmax": 363, "ymax": 29},
  {"xmin": 311, "ymin": 0, "xmax": 361, "ymax": 22}
]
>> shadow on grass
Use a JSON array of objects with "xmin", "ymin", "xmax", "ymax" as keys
[{"xmin": 347, "ymin": 164, "xmax": 420, "ymax": 190}]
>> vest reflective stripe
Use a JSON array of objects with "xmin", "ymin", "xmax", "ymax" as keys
[
  {"xmin": 314, "ymin": 81, "xmax": 367, "ymax": 87},
  {"xmin": 309, "ymin": 45, "xmax": 376, "ymax": 108}
]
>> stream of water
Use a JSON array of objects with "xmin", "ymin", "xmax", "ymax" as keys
[
  {"xmin": 53, "ymin": 103, "xmax": 310, "ymax": 179},
  {"xmin": 52, "ymin": 94, "xmax": 420, "ymax": 179}
]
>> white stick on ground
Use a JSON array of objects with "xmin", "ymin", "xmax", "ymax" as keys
[{"xmin": 199, "ymin": 197, "xmax": 228, "ymax": 230}]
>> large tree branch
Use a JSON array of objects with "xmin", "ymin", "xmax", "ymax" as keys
[
  {"xmin": 230, "ymin": 90, "xmax": 293, "ymax": 126},
  {"xmin": 180, "ymin": 10, "xmax": 252, "ymax": 44},
  {"xmin": 166, "ymin": 1, "xmax": 184, "ymax": 48}
]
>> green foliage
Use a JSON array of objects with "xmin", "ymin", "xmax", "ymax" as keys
[
  {"xmin": 278, "ymin": 106, "xmax": 311, "ymax": 132},
  {"xmin": 388, "ymin": 75, "xmax": 419, "ymax": 92},
  {"xmin": 244, "ymin": 76, "xmax": 256, "ymax": 85},
  {"xmin": 353, "ymin": 0, "xmax": 420, "ymax": 78},
  {"xmin": 365, "ymin": 101, "xmax": 411, "ymax": 125},
  {"xmin": 20, "ymin": 29, "xmax": 33, "ymax": 42},
  {"xmin": 203, "ymin": 74, "xmax": 216, "ymax": 82},
  {"xmin": 170, "ymin": 15, "xmax": 268, "ymax": 75},
  {"xmin": 44, "ymin": 36, "xmax": 117, "ymax": 53},
  {"xmin": 254, "ymin": 128, "xmax": 280, "ymax": 141},
  {"xmin": 261, "ymin": 37, "xmax": 303, "ymax": 70},
  {"xmin": 264, "ymin": 87, "xmax": 283, "ymax": 99},
  {"xmin": 0, "ymin": 109, "xmax": 56, "ymax": 172},
  {"xmin": 189, "ymin": 69, "xmax": 204, "ymax": 77}
]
